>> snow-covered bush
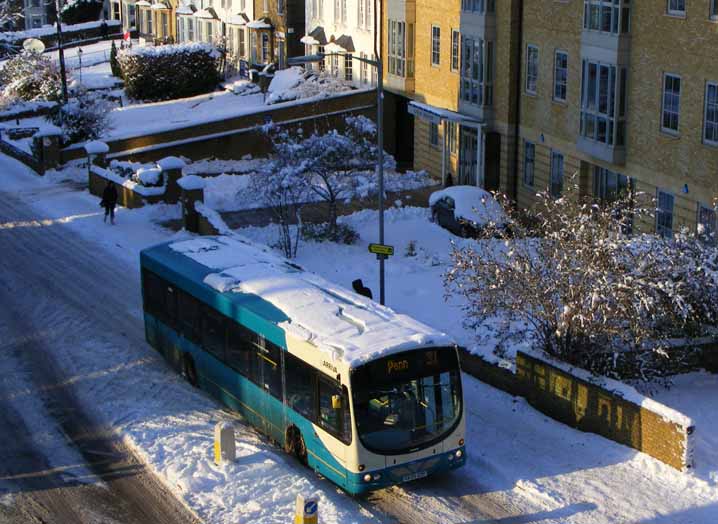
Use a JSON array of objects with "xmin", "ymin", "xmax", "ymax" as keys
[
  {"xmin": 118, "ymin": 43, "xmax": 221, "ymax": 101},
  {"xmin": 444, "ymin": 183, "xmax": 718, "ymax": 382},
  {"xmin": 0, "ymin": 52, "xmax": 62, "ymax": 103},
  {"xmin": 302, "ymin": 222, "xmax": 359, "ymax": 245},
  {"xmin": 134, "ymin": 167, "xmax": 163, "ymax": 187},
  {"xmin": 51, "ymin": 90, "xmax": 111, "ymax": 143},
  {"xmin": 61, "ymin": 0, "xmax": 104, "ymax": 25},
  {"xmin": 266, "ymin": 68, "xmax": 353, "ymax": 105},
  {"xmin": 264, "ymin": 116, "xmax": 393, "ymax": 238}
]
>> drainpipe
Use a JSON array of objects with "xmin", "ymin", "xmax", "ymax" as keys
[{"xmin": 511, "ymin": 0, "xmax": 524, "ymax": 202}]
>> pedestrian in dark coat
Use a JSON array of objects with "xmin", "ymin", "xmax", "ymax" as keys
[
  {"xmin": 352, "ymin": 279, "xmax": 373, "ymax": 300},
  {"xmin": 101, "ymin": 19, "xmax": 109, "ymax": 40},
  {"xmin": 100, "ymin": 181, "xmax": 118, "ymax": 224}
]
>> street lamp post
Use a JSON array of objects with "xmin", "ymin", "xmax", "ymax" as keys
[
  {"xmin": 77, "ymin": 47, "xmax": 83, "ymax": 84},
  {"xmin": 54, "ymin": 0, "xmax": 69, "ymax": 103}
]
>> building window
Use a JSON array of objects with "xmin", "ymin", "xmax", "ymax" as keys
[
  {"xmin": 360, "ymin": 52, "xmax": 368, "ymax": 83},
  {"xmin": 429, "ymin": 122, "xmax": 439, "ymax": 147},
  {"xmin": 341, "ymin": 0, "xmax": 347, "ymax": 23},
  {"xmin": 662, "ymin": 73, "xmax": 681, "ymax": 134},
  {"xmin": 358, "ymin": 0, "xmax": 364, "ymax": 28},
  {"xmin": 712, "ymin": 0, "xmax": 718, "ymax": 20},
  {"xmin": 239, "ymin": 28, "xmax": 246, "ymax": 57},
  {"xmin": 704, "ymin": 82, "xmax": 718, "ymax": 144},
  {"xmin": 451, "ymin": 30, "xmax": 460, "ymax": 71},
  {"xmin": 656, "ymin": 190, "xmax": 674, "ymax": 237},
  {"xmin": 344, "ymin": 54, "xmax": 353, "ymax": 81},
  {"xmin": 667, "ymin": 0, "xmax": 685, "ymax": 16},
  {"xmin": 554, "ymin": 51, "xmax": 568, "ymax": 102},
  {"xmin": 583, "ymin": 0, "xmax": 630, "ymax": 34},
  {"xmin": 461, "ymin": 0, "xmax": 495, "ymax": 13},
  {"xmin": 593, "ymin": 167, "xmax": 629, "ymax": 202},
  {"xmin": 187, "ymin": 17, "xmax": 193, "ymax": 40},
  {"xmin": 278, "ymin": 0, "xmax": 284, "ymax": 14},
  {"xmin": 461, "ymin": 37, "xmax": 493, "ymax": 107},
  {"xmin": 448, "ymin": 122, "xmax": 458, "ymax": 153},
  {"xmin": 388, "ymin": 20, "xmax": 414, "ymax": 78},
  {"xmin": 431, "ymin": 25, "xmax": 441, "ymax": 66},
  {"xmin": 318, "ymin": 45, "xmax": 325, "ymax": 71},
  {"xmin": 550, "ymin": 150, "xmax": 564, "ymax": 197},
  {"xmin": 331, "ymin": 54, "xmax": 339, "ymax": 76},
  {"xmin": 162, "ymin": 13, "xmax": 169, "ymax": 37},
  {"xmin": 206, "ymin": 21, "xmax": 213, "ymax": 42},
  {"xmin": 523, "ymin": 141, "xmax": 535, "ymax": 187},
  {"xmin": 365, "ymin": 0, "xmax": 372, "ymax": 28},
  {"xmin": 580, "ymin": 60, "xmax": 627, "ymax": 147},
  {"xmin": 526, "ymin": 45, "xmax": 538, "ymax": 94},
  {"xmin": 698, "ymin": 204, "xmax": 717, "ymax": 243},
  {"xmin": 261, "ymin": 33, "xmax": 270, "ymax": 63}
]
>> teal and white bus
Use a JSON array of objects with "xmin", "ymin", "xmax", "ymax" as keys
[{"xmin": 140, "ymin": 236, "xmax": 465, "ymax": 494}]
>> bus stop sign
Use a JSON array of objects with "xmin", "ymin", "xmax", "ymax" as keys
[{"xmin": 368, "ymin": 243, "xmax": 394, "ymax": 257}]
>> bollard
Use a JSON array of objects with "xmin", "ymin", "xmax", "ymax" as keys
[
  {"xmin": 295, "ymin": 494, "xmax": 318, "ymax": 524},
  {"xmin": 213, "ymin": 422, "xmax": 236, "ymax": 465}
]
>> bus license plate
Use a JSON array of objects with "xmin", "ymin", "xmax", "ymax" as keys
[{"xmin": 402, "ymin": 471, "xmax": 428, "ymax": 483}]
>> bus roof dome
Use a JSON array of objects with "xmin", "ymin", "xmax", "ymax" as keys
[{"xmin": 167, "ymin": 236, "xmax": 454, "ymax": 367}]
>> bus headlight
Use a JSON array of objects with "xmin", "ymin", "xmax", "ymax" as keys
[
  {"xmin": 363, "ymin": 473, "xmax": 372, "ymax": 482},
  {"xmin": 455, "ymin": 450, "xmax": 463, "ymax": 459}
]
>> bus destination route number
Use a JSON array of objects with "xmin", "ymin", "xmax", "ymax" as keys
[{"xmin": 368, "ymin": 243, "xmax": 394, "ymax": 257}]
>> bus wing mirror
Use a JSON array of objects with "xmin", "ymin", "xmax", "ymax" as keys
[{"xmin": 332, "ymin": 394, "xmax": 342, "ymax": 409}]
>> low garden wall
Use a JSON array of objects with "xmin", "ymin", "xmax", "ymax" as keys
[
  {"xmin": 88, "ymin": 166, "xmax": 165, "ymax": 209},
  {"xmin": 61, "ymin": 90, "xmax": 376, "ymax": 164},
  {"xmin": 459, "ymin": 349, "xmax": 695, "ymax": 472},
  {"xmin": 0, "ymin": 20, "xmax": 122, "ymax": 56}
]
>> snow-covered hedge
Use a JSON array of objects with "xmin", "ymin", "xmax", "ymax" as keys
[
  {"xmin": 0, "ymin": 52, "xmax": 62, "ymax": 104},
  {"xmin": 118, "ymin": 43, "xmax": 221, "ymax": 101}
]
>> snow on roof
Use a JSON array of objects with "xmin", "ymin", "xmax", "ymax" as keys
[
  {"xmin": 156, "ymin": 155, "xmax": 187, "ymax": 170},
  {"xmin": 267, "ymin": 66, "xmax": 303, "ymax": 94},
  {"xmin": 175, "ymin": 3, "xmax": 194, "ymax": 13},
  {"xmin": 151, "ymin": 2, "xmax": 170, "ymax": 9},
  {"xmin": 429, "ymin": 185, "xmax": 507, "ymax": 227},
  {"xmin": 135, "ymin": 0, "xmax": 152, "ymax": 5},
  {"xmin": 227, "ymin": 12, "xmax": 249, "ymax": 25},
  {"xmin": 177, "ymin": 174, "xmax": 206, "ymax": 190},
  {"xmin": 194, "ymin": 7, "xmax": 217, "ymax": 18},
  {"xmin": 83, "ymin": 140, "xmax": 110, "ymax": 154},
  {"xmin": 169, "ymin": 236, "xmax": 454, "ymax": 367},
  {"xmin": 247, "ymin": 18, "xmax": 272, "ymax": 29},
  {"xmin": 300, "ymin": 35, "xmax": 319, "ymax": 45},
  {"xmin": 409, "ymin": 101, "xmax": 484, "ymax": 127}
]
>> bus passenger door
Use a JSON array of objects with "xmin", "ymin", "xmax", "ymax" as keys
[
  {"xmin": 257, "ymin": 338, "xmax": 284, "ymax": 442},
  {"xmin": 311, "ymin": 377, "xmax": 348, "ymax": 481}
]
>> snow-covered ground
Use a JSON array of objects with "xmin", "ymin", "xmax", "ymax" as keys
[{"xmin": 3, "ymin": 154, "xmax": 718, "ymax": 523}]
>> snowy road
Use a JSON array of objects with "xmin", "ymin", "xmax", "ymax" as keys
[{"xmin": 0, "ymin": 189, "xmax": 199, "ymax": 524}]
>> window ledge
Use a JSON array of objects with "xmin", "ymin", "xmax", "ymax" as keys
[
  {"xmin": 552, "ymin": 98, "xmax": 568, "ymax": 106},
  {"xmin": 660, "ymin": 130, "xmax": 681, "ymax": 140},
  {"xmin": 665, "ymin": 12, "xmax": 687, "ymax": 19}
]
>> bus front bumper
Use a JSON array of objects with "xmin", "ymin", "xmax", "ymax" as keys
[{"xmin": 347, "ymin": 447, "xmax": 466, "ymax": 495}]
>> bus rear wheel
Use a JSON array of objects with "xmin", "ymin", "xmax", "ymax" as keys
[
  {"xmin": 183, "ymin": 354, "xmax": 198, "ymax": 387},
  {"xmin": 285, "ymin": 426, "xmax": 307, "ymax": 465}
]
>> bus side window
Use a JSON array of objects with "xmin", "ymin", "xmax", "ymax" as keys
[
  {"xmin": 226, "ymin": 323, "xmax": 254, "ymax": 378},
  {"xmin": 285, "ymin": 353, "xmax": 315, "ymax": 421},
  {"xmin": 318, "ymin": 377, "xmax": 349, "ymax": 442},
  {"xmin": 178, "ymin": 291, "xmax": 200, "ymax": 343},
  {"xmin": 260, "ymin": 341, "xmax": 282, "ymax": 399},
  {"xmin": 201, "ymin": 306, "xmax": 227, "ymax": 362},
  {"xmin": 142, "ymin": 269, "xmax": 164, "ymax": 317}
]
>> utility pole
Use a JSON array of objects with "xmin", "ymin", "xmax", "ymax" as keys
[
  {"xmin": 54, "ymin": 0, "xmax": 68, "ymax": 103},
  {"xmin": 374, "ymin": 0, "xmax": 385, "ymax": 305}
]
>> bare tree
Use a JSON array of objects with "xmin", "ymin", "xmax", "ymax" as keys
[{"xmin": 444, "ymin": 181, "xmax": 718, "ymax": 382}]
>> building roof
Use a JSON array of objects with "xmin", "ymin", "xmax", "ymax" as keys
[
  {"xmin": 146, "ymin": 236, "xmax": 454, "ymax": 368},
  {"xmin": 308, "ymin": 25, "xmax": 327, "ymax": 45},
  {"xmin": 334, "ymin": 34, "xmax": 355, "ymax": 53}
]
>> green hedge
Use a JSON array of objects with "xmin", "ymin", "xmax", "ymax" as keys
[{"xmin": 118, "ymin": 43, "xmax": 221, "ymax": 101}]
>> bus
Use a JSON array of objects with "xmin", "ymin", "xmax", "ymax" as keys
[{"xmin": 140, "ymin": 236, "xmax": 466, "ymax": 495}]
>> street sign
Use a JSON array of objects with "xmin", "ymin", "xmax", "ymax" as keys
[{"xmin": 368, "ymin": 243, "xmax": 394, "ymax": 257}]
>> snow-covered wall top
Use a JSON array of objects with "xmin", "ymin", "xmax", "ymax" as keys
[
  {"xmin": 169, "ymin": 236, "xmax": 455, "ymax": 367},
  {"xmin": 0, "ymin": 20, "xmax": 120, "ymax": 41},
  {"xmin": 121, "ymin": 42, "xmax": 220, "ymax": 59}
]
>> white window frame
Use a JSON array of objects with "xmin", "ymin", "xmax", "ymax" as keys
[
  {"xmin": 526, "ymin": 44, "xmax": 538, "ymax": 95},
  {"xmin": 704, "ymin": 82, "xmax": 718, "ymax": 145},
  {"xmin": 553, "ymin": 50, "xmax": 568, "ymax": 102},
  {"xmin": 431, "ymin": 25, "xmax": 441, "ymax": 66},
  {"xmin": 661, "ymin": 73, "xmax": 681, "ymax": 135},
  {"xmin": 667, "ymin": 0, "xmax": 685, "ymax": 17},
  {"xmin": 344, "ymin": 53, "xmax": 353, "ymax": 81},
  {"xmin": 461, "ymin": 36, "xmax": 493, "ymax": 107},
  {"xmin": 550, "ymin": 150, "xmax": 564, "ymax": 198}
]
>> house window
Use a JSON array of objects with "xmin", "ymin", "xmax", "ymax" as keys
[
  {"xmin": 461, "ymin": 37, "xmax": 493, "ymax": 107},
  {"xmin": 278, "ymin": 0, "xmax": 284, "ymax": 14},
  {"xmin": 711, "ymin": 0, "xmax": 718, "ymax": 20},
  {"xmin": 526, "ymin": 45, "xmax": 538, "ymax": 94},
  {"xmin": 358, "ymin": 0, "xmax": 364, "ymax": 28},
  {"xmin": 360, "ymin": 52, "xmax": 369, "ymax": 83},
  {"xmin": 550, "ymin": 150, "xmax": 564, "ymax": 197},
  {"xmin": 704, "ymin": 82, "xmax": 718, "ymax": 144},
  {"xmin": 451, "ymin": 30, "xmax": 460, "ymax": 71},
  {"xmin": 593, "ymin": 167, "xmax": 629, "ymax": 202},
  {"xmin": 661, "ymin": 73, "xmax": 681, "ymax": 134},
  {"xmin": 667, "ymin": 0, "xmax": 685, "ymax": 16},
  {"xmin": 388, "ymin": 20, "xmax": 414, "ymax": 78},
  {"xmin": 148, "ymin": 10, "xmax": 153, "ymax": 33},
  {"xmin": 583, "ymin": 0, "xmax": 630, "ymax": 34},
  {"xmin": 698, "ymin": 204, "xmax": 717, "ymax": 242},
  {"xmin": 250, "ymin": 31, "xmax": 257, "ymax": 63},
  {"xmin": 448, "ymin": 122, "xmax": 458, "ymax": 153},
  {"xmin": 554, "ymin": 51, "xmax": 568, "ymax": 102},
  {"xmin": 431, "ymin": 25, "xmax": 441, "ymax": 66},
  {"xmin": 461, "ymin": 0, "xmax": 494, "ymax": 13},
  {"xmin": 331, "ymin": 54, "xmax": 339, "ymax": 76},
  {"xmin": 261, "ymin": 33, "xmax": 270, "ymax": 62},
  {"xmin": 206, "ymin": 21, "xmax": 213, "ymax": 42},
  {"xmin": 523, "ymin": 141, "xmax": 535, "ymax": 187},
  {"xmin": 334, "ymin": 0, "xmax": 340, "ymax": 23},
  {"xmin": 162, "ymin": 13, "xmax": 169, "ymax": 37},
  {"xmin": 580, "ymin": 60, "xmax": 627, "ymax": 147},
  {"xmin": 187, "ymin": 17, "xmax": 193, "ymax": 40},
  {"xmin": 318, "ymin": 45, "xmax": 325, "ymax": 71},
  {"xmin": 345, "ymin": 54, "xmax": 353, "ymax": 81},
  {"xmin": 239, "ymin": 28, "xmax": 246, "ymax": 57},
  {"xmin": 365, "ymin": 0, "xmax": 372, "ymax": 28},
  {"xmin": 656, "ymin": 190, "xmax": 674, "ymax": 237},
  {"xmin": 429, "ymin": 122, "xmax": 439, "ymax": 147}
]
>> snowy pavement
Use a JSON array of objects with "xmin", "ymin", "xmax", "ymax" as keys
[{"xmin": 1, "ymin": 153, "xmax": 718, "ymax": 523}]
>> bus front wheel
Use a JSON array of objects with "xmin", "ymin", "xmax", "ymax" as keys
[
  {"xmin": 285, "ymin": 426, "xmax": 307, "ymax": 465},
  {"xmin": 183, "ymin": 354, "xmax": 198, "ymax": 387}
]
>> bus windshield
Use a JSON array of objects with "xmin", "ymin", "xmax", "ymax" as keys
[{"xmin": 351, "ymin": 348, "xmax": 462, "ymax": 455}]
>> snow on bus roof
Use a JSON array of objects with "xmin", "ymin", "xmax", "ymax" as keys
[{"xmin": 168, "ymin": 236, "xmax": 454, "ymax": 367}]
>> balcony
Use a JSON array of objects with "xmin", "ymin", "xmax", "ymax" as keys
[
  {"xmin": 577, "ymin": 136, "xmax": 626, "ymax": 166},
  {"xmin": 580, "ymin": 30, "xmax": 631, "ymax": 66}
]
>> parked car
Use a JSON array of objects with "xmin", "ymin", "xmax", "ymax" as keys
[{"xmin": 429, "ymin": 186, "xmax": 508, "ymax": 238}]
